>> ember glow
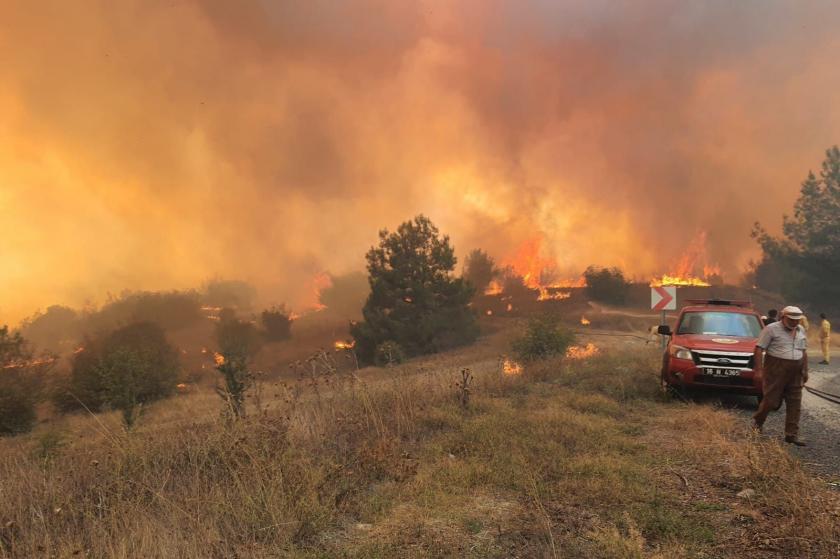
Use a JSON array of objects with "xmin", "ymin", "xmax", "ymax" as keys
[
  {"xmin": 580, "ymin": 316, "xmax": 591, "ymax": 326},
  {"xmin": 2, "ymin": 2, "xmax": 839, "ymax": 324},
  {"xmin": 502, "ymin": 358, "xmax": 523, "ymax": 376},
  {"xmin": 334, "ymin": 340, "xmax": 356, "ymax": 350},
  {"xmin": 566, "ymin": 343, "xmax": 600, "ymax": 360},
  {"xmin": 213, "ymin": 352, "xmax": 226, "ymax": 366}
]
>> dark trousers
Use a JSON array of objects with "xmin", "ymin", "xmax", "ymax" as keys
[{"xmin": 752, "ymin": 354, "xmax": 804, "ymax": 437}]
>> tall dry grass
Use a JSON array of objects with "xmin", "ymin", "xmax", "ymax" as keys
[{"xmin": 1, "ymin": 346, "xmax": 838, "ymax": 558}]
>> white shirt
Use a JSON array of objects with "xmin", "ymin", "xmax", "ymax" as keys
[{"xmin": 756, "ymin": 321, "xmax": 807, "ymax": 361}]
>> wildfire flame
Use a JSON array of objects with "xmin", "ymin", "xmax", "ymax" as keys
[
  {"xmin": 334, "ymin": 340, "xmax": 355, "ymax": 350},
  {"xmin": 486, "ymin": 309, "xmax": 493, "ymax": 316},
  {"xmin": 213, "ymin": 352, "xmax": 225, "ymax": 366},
  {"xmin": 580, "ymin": 316, "xmax": 591, "ymax": 326},
  {"xmin": 566, "ymin": 343, "xmax": 599, "ymax": 359},
  {"xmin": 484, "ymin": 280, "xmax": 503, "ymax": 296},
  {"xmin": 538, "ymin": 288, "xmax": 572, "ymax": 301},
  {"xmin": 506, "ymin": 303, "xmax": 513, "ymax": 312},
  {"xmin": 1, "ymin": 356, "xmax": 57, "ymax": 369},
  {"xmin": 650, "ymin": 231, "xmax": 721, "ymax": 287},
  {"xmin": 502, "ymin": 358, "xmax": 523, "ymax": 375}
]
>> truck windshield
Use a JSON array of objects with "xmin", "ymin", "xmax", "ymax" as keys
[{"xmin": 677, "ymin": 311, "xmax": 761, "ymax": 337}]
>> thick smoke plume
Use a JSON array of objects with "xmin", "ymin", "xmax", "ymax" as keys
[{"xmin": 1, "ymin": 1, "xmax": 839, "ymax": 323}]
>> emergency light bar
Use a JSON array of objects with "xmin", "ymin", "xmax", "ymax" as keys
[{"xmin": 684, "ymin": 298, "xmax": 753, "ymax": 308}]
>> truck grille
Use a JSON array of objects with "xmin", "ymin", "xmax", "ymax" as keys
[{"xmin": 690, "ymin": 349, "xmax": 754, "ymax": 371}]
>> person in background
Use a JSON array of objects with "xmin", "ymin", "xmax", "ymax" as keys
[
  {"xmin": 752, "ymin": 306, "xmax": 809, "ymax": 446},
  {"xmin": 819, "ymin": 313, "xmax": 831, "ymax": 365},
  {"xmin": 765, "ymin": 309, "xmax": 778, "ymax": 325}
]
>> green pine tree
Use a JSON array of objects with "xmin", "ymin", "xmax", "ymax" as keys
[
  {"xmin": 753, "ymin": 146, "xmax": 840, "ymax": 308},
  {"xmin": 351, "ymin": 215, "xmax": 478, "ymax": 364}
]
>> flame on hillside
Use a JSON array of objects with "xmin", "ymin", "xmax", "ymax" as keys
[
  {"xmin": 650, "ymin": 231, "xmax": 721, "ymax": 287},
  {"xmin": 1, "ymin": 356, "xmax": 57, "ymax": 369},
  {"xmin": 213, "ymin": 352, "xmax": 225, "ymax": 366},
  {"xmin": 580, "ymin": 316, "xmax": 591, "ymax": 326},
  {"xmin": 566, "ymin": 343, "xmax": 599, "ymax": 359},
  {"xmin": 502, "ymin": 358, "xmax": 523, "ymax": 376},
  {"xmin": 502, "ymin": 237, "xmax": 586, "ymax": 294},
  {"xmin": 334, "ymin": 340, "xmax": 355, "ymax": 350}
]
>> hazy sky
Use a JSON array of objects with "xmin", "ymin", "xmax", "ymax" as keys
[{"xmin": 1, "ymin": 0, "xmax": 839, "ymax": 323}]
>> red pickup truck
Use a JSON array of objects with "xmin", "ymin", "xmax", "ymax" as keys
[{"xmin": 658, "ymin": 299, "xmax": 764, "ymax": 404}]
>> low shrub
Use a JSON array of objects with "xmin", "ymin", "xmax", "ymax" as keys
[
  {"xmin": 55, "ymin": 322, "xmax": 180, "ymax": 419},
  {"xmin": 260, "ymin": 306, "xmax": 293, "ymax": 342},
  {"xmin": 375, "ymin": 341, "xmax": 406, "ymax": 367},
  {"xmin": 512, "ymin": 314, "xmax": 575, "ymax": 362},
  {"xmin": 0, "ymin": 327, "xmax": 48, "ymax": 436}
]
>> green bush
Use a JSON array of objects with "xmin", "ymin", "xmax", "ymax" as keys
[
  {"xmin": 0, "ymin": 327, "xmax": 47, "ymax": 436},
  {"xmin": 351, "ymin": 215, "xmax": 478, "ymax": 364},
  {"xmin": 56, "ymin": 322, "xmax": 180, "ymax": 418},
  {"xmin": 583, "ymin": 266, "xmax": 630, "ymax": 305},
  {"xmin": 463, "ymin": 249, "xmax": 497, "ymax": 293},
  {"xmin": 374, "ymin": 341, "xmax": 406, "ymax": 367},
  {"xmin": 512, "ymin": 314, "xmax": 575, "ymax": 362},
  {"xmin": 215, "ymin": 317, "xmax": 263, "ymax": 418}
]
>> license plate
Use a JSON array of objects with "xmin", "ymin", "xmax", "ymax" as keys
[{"xmin": 704, "ymin": 368, "xmax": 741, "ymax": 377}]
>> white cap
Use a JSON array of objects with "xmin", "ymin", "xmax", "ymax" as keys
[{"xmin": 781, "ymin": 306, "xmax": 804, "ymax": 319}]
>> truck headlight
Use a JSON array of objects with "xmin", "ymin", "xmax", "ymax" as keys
[{"xmin": 669, "ymin": 345, "xmax": 692, "ymax": 360}]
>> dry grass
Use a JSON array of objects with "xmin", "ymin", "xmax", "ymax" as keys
[{"xmin": 1, "ymin": 333, "xmax": 838, "ymax": 558}]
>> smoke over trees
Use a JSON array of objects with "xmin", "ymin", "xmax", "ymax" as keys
[{"xmin": 2, "ymin": 1, "xmax": 840, "ymax": 323}]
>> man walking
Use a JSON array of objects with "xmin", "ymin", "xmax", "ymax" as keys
[
  {"xmin": 752, "ymin": 306, "xmax": 809, "ymax": 446},
  {"xmin": 819, "ymin": 313, "xmax": 831, "ymax": 365}
]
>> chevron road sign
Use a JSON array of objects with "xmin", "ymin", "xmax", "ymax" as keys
[{"xmin": 651, "ymin": 285, "xmax": 676, "ymax": 311}]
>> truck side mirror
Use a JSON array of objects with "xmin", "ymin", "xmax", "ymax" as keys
[{"xmin": 657, "ymin": 325, "xmax": 673, "ymax": 336}]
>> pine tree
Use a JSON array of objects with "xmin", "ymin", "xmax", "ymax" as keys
[{"xmin": 351, "ymin": 215, "xmax": 478, "ymax": 364}]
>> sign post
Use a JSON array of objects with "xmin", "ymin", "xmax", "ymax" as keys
[{"xmin": 651, "ymin": 286, "xmax": 677, "ymax": 349}]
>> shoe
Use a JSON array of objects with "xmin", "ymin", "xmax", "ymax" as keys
[{"xmin": 784, "ymin": 436, "xmax": 807, "ymax": 447}]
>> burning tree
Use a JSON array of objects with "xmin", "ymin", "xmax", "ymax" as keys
[
  {"xmin": 753, "ymin": 145, "xmax": 840, "ymax": 310},
  {"xmin": 351, "ymin": 215, "xmax": 478, "ymax": 364}
]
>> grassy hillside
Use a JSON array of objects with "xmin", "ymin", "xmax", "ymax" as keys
[{"xmin": 1, "ymin": 324, "xmax": 838, "ymax": 558}]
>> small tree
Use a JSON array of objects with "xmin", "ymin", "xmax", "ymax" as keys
[
  {"xmin": 463, "ymin": 249, "xmax": 497, "ymax": 293},
  {"xmin": 0, "ymin": 327, "xmax": 49, "ymax": 436},
  {"xmin": 351, "ymin": 215, "xmax": 478, "ymax": 364},
  {"xmin": 583, "ymin": 266, "xmax": 630, "ymax": 305},
  {"xmin": 215, "ymin": 317, "xmax": 262, "ymax": 418},
  {"xmin": 56, "ymin": 322, "xmax": 180, "ymax": 422},
  {"xmin": 498, "ymin": 266, "xmax": 536, "ymax": 298},
  {"xmin": 260, "ymin": 305, "xmax": 293, "ymax": 342}
]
